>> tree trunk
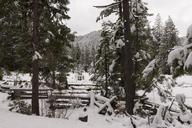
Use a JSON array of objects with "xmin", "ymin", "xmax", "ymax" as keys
[
  {"xmin": 52, "ymin": 70, "xmax": 56, "ymax": 89},
  {"xmin": 122, "ymin": 0, "xmax": 135, "ymax": 115},
  {"xmin": 118, "ymin": 0, "xmax": 122, "ymax": 21},
  {"xmin": 104, "ymin": 41, "xmax": 109, "ymax": 97},
  {"xmin": 32, "ymin": 0, "xmax": 39, "ymax": 115}
]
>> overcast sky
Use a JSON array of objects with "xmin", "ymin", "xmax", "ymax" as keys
[{"xmin": 67, "ymin": 0, "xmax": 192, "ymax": 36}]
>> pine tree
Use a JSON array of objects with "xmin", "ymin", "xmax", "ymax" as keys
[
  {"xmin": 92, "ymin": 22, "xmax": 113, "ymax": 97},
  {"xmin": 152, "ymin": 14, "xmax": 163, "ymax": 43},
  {"xmin": 95, "ymin": 0, "xmax": 151, "ymax": 114},
  {"xmin": 143, "ymin": 17, "xmax": 180, "ymax": 89},
  {"xmin": 90, "ymin": 45, "xmax": 96, "ymax": 69},
  {"xmin": 84, "ymin": 45, "xmax": 91, "ymax": 71},
  {"xmin": 76, "ymin": 43, "xmax": 81, "ymax": 65},
  {"xmin": 158, "ymin": 16, "xmax": 179, "ymax": 74},
  {"xmin": 0, "ymin": 0, "xmax": 74, "ymax": 114}
]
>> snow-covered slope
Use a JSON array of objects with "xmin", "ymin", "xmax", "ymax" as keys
[{"xmin": 73, "ymin": 31, "xmax": 101, "ymax": 48}]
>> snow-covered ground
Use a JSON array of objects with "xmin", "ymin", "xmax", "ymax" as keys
[
  {"xmin": 1, "ymin": 74, "xmax": 192, "ymax": 128},
  {"xmin": 0, "ymin": 72, "xmax": 138, "ymax": 128},
  {"xmin": 0, "ymin": 71, "xmax": 95, "ymax": 90},
  {"xmin": 0, "ymin": 92, "xmax": 144, "ymax": 128},
  {"xmin": 67, "ymin": 71, "xmax": 95, "ymax": 85},
  {"xmin": 145, "ymin": 75, "xmax": 192, "ymax": 106}
]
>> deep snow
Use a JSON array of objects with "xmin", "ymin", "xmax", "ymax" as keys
[{"xmin": 1, "ymin": 74, "xmax": 192, "ymax": 128}]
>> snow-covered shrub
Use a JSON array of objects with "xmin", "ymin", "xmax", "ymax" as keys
[
  {"xmin": 9, "ymin": 100, "xmax": 32, "ymax": 115},
  {"xmin": 156, "ymin": 75, "xmax": 175, "ymax": 103},
  {"xmin": 175, "ymin": 94, "xmax": 186, "ymax": 112},
  {"xmin": 142, "ymin": 59, "xmax": 156, "ymax": 79},
  {"xmin": 70, "ymin": 98, "xmax": 83, "ymax": 108},
  {"xmin": 151, "ymin": 106, "xmax": 168, "ymax": 127},
  {"xmin": 167, "ymin": 24, "xmax": 192, "ymax": 77}
]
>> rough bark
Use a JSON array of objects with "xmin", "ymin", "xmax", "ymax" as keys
[
  {"xmin": 32, "ymin": 0, "xmax": 39, "ymax": 115},
  {"xmin": 122, "ymin": 0, "xmax": 135, "ymax": 115},
  {"xmin": 118, "ymin": 0, "xmax": 122, "ymax": 21},
  {"xmin": 104, "ymin": 41, "xmax": 109, "ymax": 97}
]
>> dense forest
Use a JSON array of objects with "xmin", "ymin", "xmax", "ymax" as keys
[{"xmin": 1, "ymin": 0, "xmax": 192, "ymax": 128}]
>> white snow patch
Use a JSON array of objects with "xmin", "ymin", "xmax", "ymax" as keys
[
  {"xmin": 131, "ymin": 24, "xmax": 136, "ymax": 33},
  {"xmin": 45, "ymin": 38, "xmax": 50, "ymax": 43},
  {"xmin": 67, "ymin": 72, "xmax": 95, "ymax": 85},
  {"xmin": 167, "ymin": 47, "xmax": 186, "ymax": 66},
  {"xmin": 0, "ymin": 92, "xmax": 148, "ymax": 128},
  {"xmin": 32, "ymin": 51, "xmax": 42, "ymax": 61},
  {"xmin": 109, "ymin": 60, "xmax": 116, "ymax": 74},
  {"xmin": 142, "ymin": 59, "xmax": 156, "ymax": 78},
  {"xmin": 116, "ymin": 39, "xmax": 124, "ymax": 48},
  {"xmin": 48, "ymin": 31, "xmax": 55, "ymax": 37}
]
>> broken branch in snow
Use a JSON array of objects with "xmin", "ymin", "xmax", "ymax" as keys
[{"xmin": 97, "ymin": 96, "xmax": 116, "ymax": 114}]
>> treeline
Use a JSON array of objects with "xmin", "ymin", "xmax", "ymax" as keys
[{"xmin": 71, "ymin": 43, "xmax": 96, "ymax": 72}]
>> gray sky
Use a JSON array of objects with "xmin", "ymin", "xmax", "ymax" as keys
[{"xmin": 67, "ymin": 0, "xmax": 192, "ymax": 36}]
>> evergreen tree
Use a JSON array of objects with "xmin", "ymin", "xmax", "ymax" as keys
[
  {"xmin": 76, "ymin": 43, "xmax": 81, "ymax": 64},
  {"xmin": 90, "ymin": 45, "xmax": 96, "ymax": 69},
  {"xmin": 152, "ymin": 13, "xmax": 163, "ymax": 43},
  {"xmin": 0, "ymin": 0, "xmax": 74, "ymax": 113},
  {"xmin": 94, "ymin": 0, "xmax": 151, "ymax": 114},
  {"xmin": 158, "ymin": 16, "xmax": 179, "ymax": 74},
  {"xmin": 143, "ymin": 17, "xmax": 179, "ymax": 87},
  {"xmin": 167, "ymin": 24, "xmax": 192, "ymax": 77},
  {"xmin": 84, "ymin": 45, "xmax": 91, "ymax": 71},
  {"xmin": 0, "ymin": 0, "xmax": 74, "ymax": 85},
  {"xmin": 92, "ymin": 22, "xmax": 113, "ymax": 97}
]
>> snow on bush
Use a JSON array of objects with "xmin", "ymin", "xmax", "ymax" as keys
[
  {"xmin": 184, "ymin": 52, "xmax": 192, "ymax": 70},
  {"xmin": 115, "ymin": 39, "xmax": 124, "ymax": 48},
  {"xmin": 32, "ymin": 51, "xmax": 42, "ymax": 61},
  {"xmin": 167, "ymin": 47, "xmax": 186, "ymax": 67},
  {"xmin": 142, "ymin": 59, "xmax": 156, "ymax": 78},
  {"xmin": 175, "ymin": 94, "xmax": 186, "ymax": 105},
  {"xmin": 167, "ymin": 25, "xmax": 192, "ymax": 75},
  {"xmin": 151, "ymin": 105, "xmax": 167, "ymax": 127},
  {"xmin": 109, "ymin": 60, "xmax": 116, "ymax": 74}
]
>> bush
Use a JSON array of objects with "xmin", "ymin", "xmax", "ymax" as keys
[{"xmin": 9, "ymin": 100, "xmax": 32, "ymax": 115}]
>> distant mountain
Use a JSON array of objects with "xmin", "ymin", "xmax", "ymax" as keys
[{"xmin": 73, "ymin": 31, "xmax": 101, "ymax": 48}]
